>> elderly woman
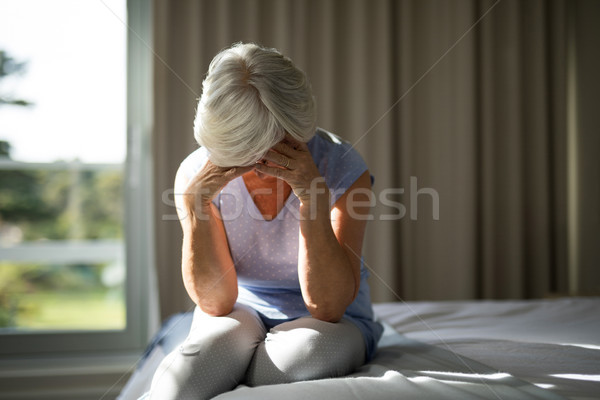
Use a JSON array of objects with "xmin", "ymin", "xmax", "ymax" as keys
[{"xmin": 149, "ymin": 43, "xmax": 382, "ymax": 399}]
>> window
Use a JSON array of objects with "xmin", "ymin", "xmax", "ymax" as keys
[{"xmin": 0, "ymin": 0, "xmax": 153, "ymax": 357}]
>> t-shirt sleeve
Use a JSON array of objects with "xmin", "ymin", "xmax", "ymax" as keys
[
  {"xmin": 178, "ymin": 147, "xmax": 209, "ymax": 182},
  {"xmin": 321, "ymin": 140, "xmax": 370, "ymax": 207}
]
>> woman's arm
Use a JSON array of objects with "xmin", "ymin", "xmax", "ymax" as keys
[
  {"xmin": 255, "ymin": 138, "xmax": 371, "ymax": 322},
  {"xmin": 174, "ymin": 162, "xmax": 252, "ymax": 316},
  {"xmin": 296, "ymin": 171, "xmax": 371, "ymax": 322}
]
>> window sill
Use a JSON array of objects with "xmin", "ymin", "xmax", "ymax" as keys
[{"xmin": 0, "ymin": 351, "xmax": 142, "ymax": 400}]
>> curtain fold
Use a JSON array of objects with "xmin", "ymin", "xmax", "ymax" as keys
[
  {"xmin": 475, "ymin": 0, "xmax": 568, "ymax": 298},
  {"xmin": 153, "ymin": 0, "xmax": 574, "ymax": 319}
]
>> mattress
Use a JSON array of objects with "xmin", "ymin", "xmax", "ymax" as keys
[{"xmin": 118, "ymin": 297, "xmax": 600, "ymax": 400}]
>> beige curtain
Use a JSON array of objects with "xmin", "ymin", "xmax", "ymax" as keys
[{"xmin": 152, "ymin": 0, "xmax": 590, "ymax": 320}]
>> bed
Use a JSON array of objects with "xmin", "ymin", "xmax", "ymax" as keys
[{"xmin": 118, "ymin": 297, "xmax": 600, "ymax": 400}]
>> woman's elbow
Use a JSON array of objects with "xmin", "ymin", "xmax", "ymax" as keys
[
  {"xmin": 187, "ymin": 285, "xmax": 238, "ymax": 317},
  {"xmin": 199, "ymin": 302, "xmax": 235, "ymax": 317},
  {"xmin": 314, "ymin": 313, "xmax": 343, "ymax": 323},
  {"xmin": 306, "ymin": 303, "xmax": 346, "ymax": 323}
]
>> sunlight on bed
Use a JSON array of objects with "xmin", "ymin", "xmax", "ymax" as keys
[
  {"xmin": 550, "ymin": 374, "xmax": 600, "ymax": 382},
  {"xmin": 418, "ymin": 371, "xmax": 512, "ymax": 381},
  {"xmin": 533, "ymin": 383, "xmax": 556, "ymax": 389},
  {"xmin": 559, "ymin": 343, "xmax": 600, "ymax": 350}
]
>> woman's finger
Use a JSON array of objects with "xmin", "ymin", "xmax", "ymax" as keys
[
  {"xmin": 262, "ymin": 150, "xmax": 293, "ymax": 169},
  {"xmin": 254, "ymin": 161, "xmax": 287, "ymax": 179},
  {"xmin": 271, "ymin": 141, "xmax": 299, "ymax": 158},
  {"xmin": 223, "ymin": 164, "xmax": 254, "ymax": 180},
  {"xmin": 187, "ymin": 162, "xmax": 253, "ymax": 201}
]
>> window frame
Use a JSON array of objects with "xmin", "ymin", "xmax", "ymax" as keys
[{"xmin": 0, "ymin": 0, "xmax": 154, "ymax": 357}]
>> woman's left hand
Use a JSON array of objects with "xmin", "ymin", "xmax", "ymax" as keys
[{"xmin": 254, "ymin": 135, "xmax": 328, "ymax": 208}]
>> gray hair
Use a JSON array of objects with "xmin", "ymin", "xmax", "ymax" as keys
[{"xmin": 194, "ymin": 43, "xmax": 317, "ymax": 167}]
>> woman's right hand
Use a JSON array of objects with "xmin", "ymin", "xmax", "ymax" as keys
[{"xmin": 181, "ymin": 160, "xmax": 253, "ymax": 220}]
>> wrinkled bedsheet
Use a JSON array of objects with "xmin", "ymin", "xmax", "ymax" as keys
[{"xmin": 119, "ymin": 298, "xmax": 600, "ymax": 400}]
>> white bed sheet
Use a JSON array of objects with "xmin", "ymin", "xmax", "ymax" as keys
[
  {"xmin": 374, "ymin": 298, "xmax": 600, "ymax": 400},
  {"xmin": 119, "ymin": 298, "xmax": 600, "ymax": 400}
]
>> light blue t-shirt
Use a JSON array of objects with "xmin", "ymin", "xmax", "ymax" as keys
[{"xmin": 180, "ymin": 128, "xmax": 383, "ymax": 361}]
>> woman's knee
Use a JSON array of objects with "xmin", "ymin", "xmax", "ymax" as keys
[
  {"xmin": 246, "ymin": 317, "xmax": 366, "ymax": 386},
  {"xmin": 180, "ymin": 303, "xmax": 265, "ymax": 355},
  {"xmin": 149, "ymin": 304, "xmax": 266, "ymax": 399}
]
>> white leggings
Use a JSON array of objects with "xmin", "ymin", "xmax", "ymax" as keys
[{"xmin": 148, "ymin": 303, "xmax": 365, "ymax": 400}]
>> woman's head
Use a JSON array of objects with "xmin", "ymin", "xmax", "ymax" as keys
[{"xmin": 194, "ymin": 43, "xmax": 317, "ymax": 167}]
